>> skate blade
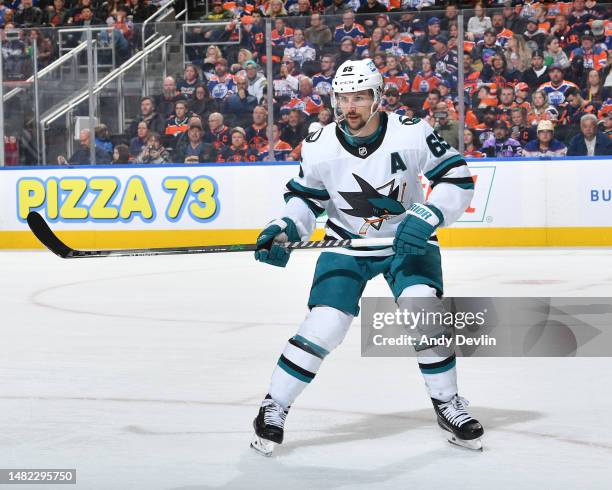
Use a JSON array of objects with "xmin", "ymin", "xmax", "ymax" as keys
[
  {"xmin": 447, "ymin": 433, "xmax": 483, "ymax": 451},
  {"xmin": 250, "ymin": 433, "xmax": 276, "ymax": 457}
]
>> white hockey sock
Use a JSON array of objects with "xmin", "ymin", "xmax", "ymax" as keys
[
  {"xmin": 268, "ymin": 307, "xmax": 353, "ymax": 409},
  {"xmin": 417, "ymin": 353, "xmax": 458, "ymax": 402}
]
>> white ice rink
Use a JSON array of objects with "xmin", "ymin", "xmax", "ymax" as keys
[{"xmin": 1, "ymin": 248, "xmax": 612, "ymax": 489}]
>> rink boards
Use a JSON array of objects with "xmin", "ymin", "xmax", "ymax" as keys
[{"xmin": 0, "ymin": 157, "xmax": 611, "ymax": 249}]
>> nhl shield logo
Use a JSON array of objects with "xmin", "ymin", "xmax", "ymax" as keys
[{"xmin": 358, "ymin": 146, "xmax": 367, "ymax": 156}]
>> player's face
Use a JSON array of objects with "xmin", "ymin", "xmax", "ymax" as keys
[{"xmin": 337, "ymin": 90, "xmax": 375, "ymax": 131}]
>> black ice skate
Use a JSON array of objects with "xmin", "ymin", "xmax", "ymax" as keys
[
  {"xmin": 432, "ymin": 394, "xmax": 484, "ymax": 451},
  {"xmin": 250, "ymin": 395, "xmax": 289, "ymax": 456}
]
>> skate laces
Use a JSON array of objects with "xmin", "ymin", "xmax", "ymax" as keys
[
  {"xmin": 261, "ymin": 398, "xmax": 287, "ymax": 428},
  {"xmin": 439, "ymin": 395, "xmax": 473, "ymax": 427}
]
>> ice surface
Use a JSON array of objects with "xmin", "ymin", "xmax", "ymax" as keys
[{"xmin": 1, "ymin": 248, "xmax": 611, "ymax": 489}]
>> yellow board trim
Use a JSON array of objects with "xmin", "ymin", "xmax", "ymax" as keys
[{"xmin": 2, "ymin": 227, "xmax": 612, "ymax": 250}]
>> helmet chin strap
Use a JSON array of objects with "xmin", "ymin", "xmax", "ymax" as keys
[{"xmin": 334, "ymin": 99, "xmax": 381, "ymax": 138}]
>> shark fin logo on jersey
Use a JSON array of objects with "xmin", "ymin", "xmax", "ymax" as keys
[{"xmin": 339, "ymin": 174, "xmax": 406, "ymax": 234}]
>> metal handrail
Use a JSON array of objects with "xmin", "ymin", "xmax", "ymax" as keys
[
  {"xmin": 142, "ymin": 0, "xmax": 187, "ymax": 48},
  {"xmin": 41, "ymin": 34, "xmax": 172, "ymax": 128},
  {"xmin": 2, "ymin": 40, "xmax": 94, "ymax": 103},
  {"xmin": 58, "ymin": 26, "xmax": 116, "ymax": 70}
]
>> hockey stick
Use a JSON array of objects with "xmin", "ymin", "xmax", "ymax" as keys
[{"xmin": 26, "ymin": 211, "xmax": 394, "ymax": 259}]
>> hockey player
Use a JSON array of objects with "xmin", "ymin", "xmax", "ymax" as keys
[{"xmin": 251, "ymin": 58, "xmax": 483, "ymax": 456}]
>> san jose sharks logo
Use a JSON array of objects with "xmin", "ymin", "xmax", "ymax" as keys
[{"xmin": 339, "ymin": 174, "xmax": 406, "ymax": 234}]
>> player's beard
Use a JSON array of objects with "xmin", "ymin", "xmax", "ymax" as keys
[{"xmin": 345, "ymin": 111, "xmax": 367, "ymax": 133}]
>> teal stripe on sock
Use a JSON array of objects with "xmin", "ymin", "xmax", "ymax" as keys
[
  {"xmin": 420, "ymin": 358, "xmax": 456, "ymax": 374},
  {"xmin": 293, "ymin": 335, "xmax": 329, "ymax": 358},
  {"xmin": 277, "ymin": 358, "xmax": 313, "ymax": 383}
]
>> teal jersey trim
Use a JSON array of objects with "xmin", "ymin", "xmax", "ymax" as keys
[
  {"xmin": 287, "ymin": 179, "xmax": 330, "ymax": 200},
  {"xmin": 424, "ymin": 154, "xmax": 465, "ymax": 181},
  {"xmin": 341, "ymin": 121, "xmax": 383, "ymax": 147}
]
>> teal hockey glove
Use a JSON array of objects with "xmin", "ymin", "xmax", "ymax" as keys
[
  {"xmin": 394, "ymin": 203, "xmax": 443, "ymax": 256},
  {"xmin": 254, "ymin": 218, "xmax": 301, "ymax": 268}
]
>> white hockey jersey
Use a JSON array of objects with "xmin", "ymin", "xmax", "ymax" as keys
[{"xmin": 281, "ymin": 112, "xmax": 474, "ymax": 256}]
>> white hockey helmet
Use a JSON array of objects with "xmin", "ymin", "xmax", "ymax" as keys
[
  {"xmin": 331, "ymin": 58, "xmax": 385, "ymax": 135},
  {"xmin": 332, "ymin": 58, "xmax": 384, "ymax": 96}
]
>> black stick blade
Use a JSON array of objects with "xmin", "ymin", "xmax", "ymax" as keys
[{"xmin": 26, "ymin": 212, "xmax": 74, "ymax": 258}]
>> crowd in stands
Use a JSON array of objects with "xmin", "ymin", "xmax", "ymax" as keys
[{"xmin": 2, "ymin": 0, "xmax": 612, "ymax": 164}]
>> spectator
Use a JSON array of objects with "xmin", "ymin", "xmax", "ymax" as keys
[
  {"xmin": 498, "ymin": 85, "xmax": 517, "ymax": 120},
  {"xmin": 274, "ymin": 61, "xmax": 300, "ymax": 98},
  {"xmin": 514, "ymin": 82, "xmax": 532, "ymax": 107},
  {"xmin": 73, "ymin": 6, "xmax": 103, "ymax": 29},
  {"xmin": 1, "ymin": 24, "xmax": 28, "ymax": 80},
  {"xmin": 154, "ymin": 76, "xmax": 187, "ymax": 119},
  {"xmin": 464, "ymin": 128, "xmax": 485, "ymax": 158},
  {"xmin": 177, "ymin": 64, "xmax": 201, "ymax": 98},
  {"xmin": 281, "ymin": 109, "xmax": 307, "ymax": 149},
  {"xmin": 304, "ymin": 13, "xmax": 332, "ymax": 50},
  {"xmin": 165, "ymin": 100, "xmax": 192, "ymax": 138},
  {"xmin": 217, "ymin": 127, "xmax": 258, "ymax": 162},
  {"xmin": 482, "ymin": 121, "xmax": 523, "ymax": 158},
  {"xmin": 522, "ymin": 50, "xmax": 549, "ymax": 90},
  {"xmin": 112, "ymin": 144, "xmax": 130, "ymax": 164},
  {"xmin": 382, "ymin": 87, "xmax": 410, "ymax": 116},
  {"xmin": 128, "ymin": 0, "xmax": 157, "ymax": 24},
  {"xmin": 582, "ymin": 69, "xmax": 608, "ymax": 106},
  {"xmin": 259, "ymin": 123, "xmax": 293, "ymax": 161},
  {"xmin": 509, "ymin": 106, "xmax": 535, "ymax": 147},
  {"xmin": 222, "ymin": 75, "xmax": 257, "ymax": 126},
  {"xmin": 188, "ymin": 83, "xmax": 218, "ymax": 121},
  {"xmin": 325, "ymin": 0, "xmax": 350, "ymax": 16},
  {"xmin": 203, "ymin": 112, "xmax": 230, "ymax": 150},
  {"xmin": 411, "ymin": 57, "xmax": 441, "ymax": 93},
  {"xmin": 317, "ymin": 107, "xmax": 332, "ymax": 127},
  {"xmin": 600, "ymin": 107, "xmax": 612, "ymax": 138},
  {"xmin": 135, "ymin": 132, "xmax": 171, "ymax": 164},
  {"xmin": 174, "ymin": 119, "xmax": 217, "ymax": 163},
  {"xmin": 284, "ymin": 28, "xmax": 316, "ymax": 69},
  {"xmin": 129, "ymin": 121, "xmax": 149, "ymax": 157},
  {"xmin": 266, "ymin": 0, "xmax": 288, "ymax": 18},
  {"xmin": 523, "ymin": 120, "xmax": 568, "ymax": 157},
  {"xmin": 440, "ymin": 3, "xmax": 459, "ymax": 33},
  {"xmin": 57, "ymin": 129, "xmax": 112, "ymax": 165},
  {"xmin": 204, "ymin": 0, "xmax": 233, "ymax": 20},
  {"xmin": 491, "ymin": 12, "xmax": 514, "ymax": 48},
  {"xmin": 590, "ymin": 19, "xmax": 607, "ymax": 46},
  {"xmin": 271, "ymin": 18, "xmax": 294, "ymax": 53},
  {"xmin": 430, "ymin": 102, "xmax": 459, "ymax": 149},
  {"xmin": 356, "ymin": 0, "xmax": 388, "ymax": 30},
  {"xmin": 382, "ymin": 54, "xmax": 410, "ymax": 95},
  {"xmin": 568, "ymin": 113, "xmax": 612, "ymax": 155},
  {"xmin": 98, "ymin": 18, "xmax": 130, "ymax": 65},
  {"xmin": 413, "ymin": 17, "xmax": 442, "ymax": 55},
  {"xmin": 337, "ymin": 37, "xmax": 357, "ymax": 66},
  {"xmin": 201, "ymin": 44, "xmax": 223, "ymax": 77},
  {"xmin": 570, "ymin": 33, "xmax": 607, "ymax": 72},
  {"xmin": 431, "ymin": 35, "xmax": 458, "ymax": 85},
  {"xmin": 550, "ymin": 14, "xmax": 572, "ymax": 51},
  {"xmin": 312, "ymin": 54, "xmax": 335, "ymax": 97},
  {"xmin": 563, "ymin": 86, "xmax": 598, "ymax": 129},
  {"xmin": 208, "ymin": 59, "xmax": 236, "ymax": 101},
  {"xmin": 15, "ymin": 0, "xmax": 43, "ymax": 27},
  {"xmin": 544, "ymin": 36, "xmax": 570, "ymax": 70},
  {"xmin": 94, "ymin": 124, "xmax": 113, "ymax": 157},
  {"xmin": 505, "ymin": 34, "xmax": 532, "ymax": 72},
  {"xmin": 244, "ymin": 60, "xmax": 266, "ymax": 103},
  {"xmin": 471, "ymin": 28, "xmax": 505, "ymax": 65},
  {"xmin": 245, "ymin": 105, "xmax": 268, "ymax": 151},
  {"xmin": 128, "ymin": 97, "xmax": 166, "ymax": 137},
  {"xmin": 502, "ymin": 2, "xmax": 528, "ymax": 35},
  {"xmin": 289, "ymin": 0, "xmax": 312, "ymax": 31},
  {"xmin": 531, "ymin": 88, "xmax": 560, "ymax": 126},
  {"xmin": 467, "ymin": 3, "xmax": 492, "ymax": 40},
  {"xmin": 334, "ymin": 11, "xmax": 365, "ymax": 43},
  {"xmin": 481, "ymin": 53, "xmax": 520, "ymax": 85},
  {"xmin": 45, "ymin": 0, "xmax": 70, "ymax": 27},
  {"xmin": 538, "ymin": 64, "xmax": 579, "ymax": 107},
  {"xmin": 523, "ymin": 17, "xmax": 546, "ymax": 52}
]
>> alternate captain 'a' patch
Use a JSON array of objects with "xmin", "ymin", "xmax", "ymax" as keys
[{"xmin": 339, "ymin": 174, "xmax": 406, "ymax": 234}]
